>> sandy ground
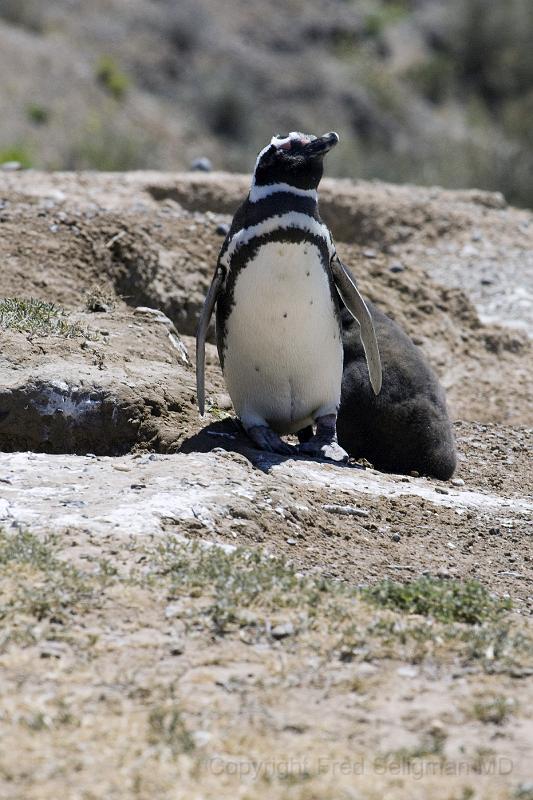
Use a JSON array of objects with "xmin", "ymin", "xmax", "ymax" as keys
[{"xmin": 0, "ymin": 170, "xmax": 531, "ymax": 799}]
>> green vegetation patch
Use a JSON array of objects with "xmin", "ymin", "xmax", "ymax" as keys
[
  {"xmin": 470, "ymin": 694, "xmax": 516, "ymax": 725},
  {"xmin": 0, "ymin": 297, "xmax": 90, "ymax": 338},
  {"xmin": 0, "ymin": 529, "xmax": 93, "ymax": 637},
  {"xmin": 0, "ymin": 528, "xmax": 58, "ymax": 570},
  {"xmin": 147, "ymin": 705, "xmax": 196, "ymax": 755},
  {"xmin": 84, "ymin": 284, "xmax": 116, "ymax": 313},
  {"xmin": 156, "ymin": 540, "xmax": 336, "ymax": 633},
  {"xmin": 0, "ymin": 528, "xmax": 528, "ymax": 674},
  {"xmin": 363, "ymin": 576, "xmax": 511, "ymax": 624},
  {"xmin": 95, "ymin": 56, "xmax": 130, "ymax": 100},
  {"xmin": 0, "ymin": 146, "xmax": 33, "ymax": 168},
  {"xmin": 152, "ymin": 539, "xmax": 530, "ymax": 674},
  {"xmin": 27, "ymin": 104, "xmax": 50, "ymax": 125}
]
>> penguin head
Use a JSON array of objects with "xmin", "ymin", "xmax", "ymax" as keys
[{"xmin": 253, "ymin": 131, "xmax": 339, "ymax": 190}]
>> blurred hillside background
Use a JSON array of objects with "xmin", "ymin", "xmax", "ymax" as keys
[{"xmin": 1, "ymin": 0, "xmax": 532, "ymax": 206}]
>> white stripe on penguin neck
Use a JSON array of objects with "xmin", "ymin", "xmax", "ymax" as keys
[
  {"xmin": 249, "ymin": 182, "xmax": 317, "ymax": 203},
  {"xmin": 250, "ymin": 132, "xmax": 318, "ymax": 204},
  {"xmin": 221, "ymin": 211, "xmax": 334, "ymax": 268}
]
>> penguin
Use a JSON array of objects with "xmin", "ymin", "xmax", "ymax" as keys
[
  {"xmin": 337, "ymin": 303, "xmax": 457, "ymax": 479},
  {"xmin": 196, "ymin": 131, "xmax": 382, "ymax": 462}
]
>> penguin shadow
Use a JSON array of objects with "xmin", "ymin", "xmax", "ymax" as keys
[{"xmin": 180, "ymin": 417, "xmax": 365, "ymax": 474}]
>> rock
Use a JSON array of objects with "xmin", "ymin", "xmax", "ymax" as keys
[
  {"xmin": 0, "ymin": 311, "xmax": 196, "ymax": 455},
  {"xmin": 0, "ymin": 161, "xmax": 23, "ymax": 171},
  {"xmin": 216, "ymin": 222, "xmax": 230, "ymax": 236},
  {"xmin": 451, "ymin": 478, "xmax": 465, "ymax": 486},
  {"xmin": 322, "ymin": 504, "xmax": 370, "ymax": 517},
  {"xmin": 271, "ymin": 622, "xmax": 295, "ymax": 639},
  {"xmin": 134, "ymin": 306, "xmax": 191, "ymax": 365},
  {"xmin": 190, "ymin": 157, "xmax": 213, "ymax": 172},
  {"xmin": 389, "ymin": 262, "xmax": 405, "ymax": 273},
  {"xmin": 192, "ymin": 730, "xmax": 211, "ymax": 747},
  {"xmin": 397, "ymin": 665, "xmax": 418, "ymax": 677}
]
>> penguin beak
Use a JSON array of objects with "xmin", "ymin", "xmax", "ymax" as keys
[{"xmin": 302, "ymin": 131, "xmax": 339, "ymax": 158}]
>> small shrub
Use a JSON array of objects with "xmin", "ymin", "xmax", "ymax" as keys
[
  {"xmin": 69, "ymin": 116, "xmax": 153, "ymax": 171},
  {"xmin": 470, "ymin": 695, "xmax": 516, "ymax": 724},
  {"xmin": 363, "ymin": 577, "xmax": 511, "ymax": 624},
  {"xmin": 0, "ymin": 529, "xmax": 92, "ymax": 629},
  {"xmin": 95, "ymin": 56, "xmax": 130, "ymax": 100},
  {"xmin": 27, "ymin": 103, "xmax": 49, "ymax": 125},
  {"xmin": 0, "ymin": 529, "xmax": 57, "ymax": 570},
  {"xmin": 0, "ymin": 297, "xmax": 88, "ymax": 338},
  {"xmin": 0, "ymin": 145, "xmax": 32, "ymax": 168},
  {"xmin": 85, "ymin": 284, "xmax": 116, "ymax": 313},
  {"xmin": 147, "ymin": 705, "xmax": 195, "ymax": 755},
  {"xmin": 403, "ymin": 55, "xmax": 456, "ymax": 104}
]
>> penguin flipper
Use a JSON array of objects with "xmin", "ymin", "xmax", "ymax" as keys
[
  {"xmin": 196, "ymin": 267, "xmax": 224, "ymax": 415},
  {"xmin": 331, "ymin": 256, "xmax": 382, "ymax": 395}
]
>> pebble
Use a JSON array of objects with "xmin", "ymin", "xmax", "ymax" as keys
[
  {"xmin": 271, "ymin": 622, "xmax": 294, "ymax": 639},
  {"xmin": 435, "ymin": 487, "xmax": 449, "ymax": 494},
  {"xmin": 389, "ymin": 262, "xmax": 405, "ymax": 273},
  {"xmin": 192, "ymin": 731, "xmax": 211, "ymax": 747},
  {"xmin": 451, "ymin": 478, "xmax": 465, "ymax": 486},
  {"xmin": 190, "ymin": 157, "xmax": 212, "ymax": 172},
  {"xmin": 363, "ymin": 248, "xmax": 377, "ymax": 258},
  {"xmin": 322, "ymin": 504, "xmax": 370, "ymax": 517},
  {"xmin": 0, "ymin": 161, "xmax": 22, "ymax": 171},
  {"xmin": 216, "ymin": 222, "xmax": 230, "ymax": 236},
  {"xmin": 391, "ymin": 533, "xmax": 401, "ymax": 542},
  {"xmin": 165, "ymin": 602, "xmax": 184, "ymax": 619},
  {"xmin": 286, "ymin": 537, "xmax": 297, "ymax": 545},
  {"xmin": 397, "ymin": 665, "xmax": 418, "ymax": 678}
]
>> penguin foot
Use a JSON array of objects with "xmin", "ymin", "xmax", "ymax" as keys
[
  {"xmin": 297, "ymin": 425, "xmax": 314, "ymax": 444},
  {"xmin": 246, "ymin": 425, "xmax": 296, "ymax": 455},
  {"xmin": 298, "ymin": 413, "xmax": 348, "ymax": 463}
]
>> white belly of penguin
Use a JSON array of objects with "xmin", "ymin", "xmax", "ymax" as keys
[{"xmin": 223, "ymin": 240, "xmax": 343, "ymax": 434}]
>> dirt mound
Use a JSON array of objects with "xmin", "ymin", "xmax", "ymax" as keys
[
  {"xmin": 0, "ymin": 308, "xmax": 195, "ymax": 455},
  {"xmin": 1, "ymin": 170, "xmax": 530, "ymax": 435}
]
